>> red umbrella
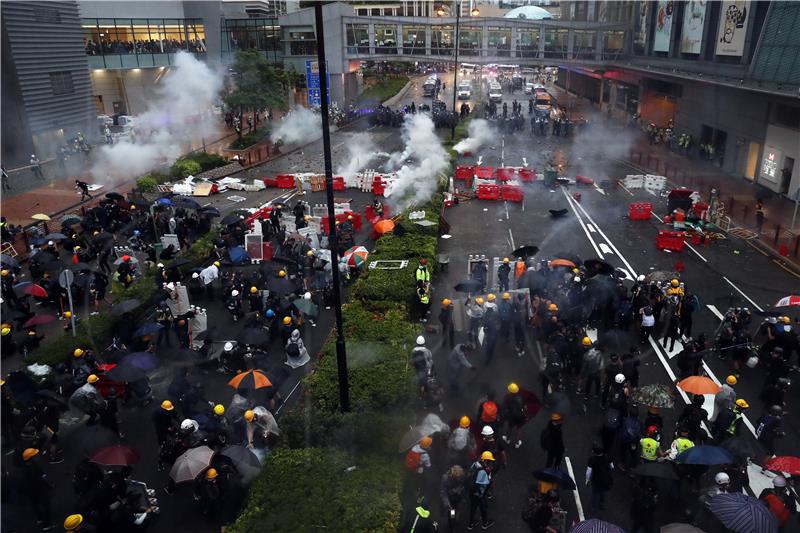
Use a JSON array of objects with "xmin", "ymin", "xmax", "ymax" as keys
[
  {"xmin": 19, "ymin": 284, "xmax": 48, "ymax": 298},
  {"xmin": 763, "ymin": 456, "xmax": 800, "ymax": 475},
  {"xmin": 23, "ymin": 314, "xmax": 57, "ymax": 328},
  {"xmin": 91, "ymin": 444, "xmax": 141, "ymax": 466}
]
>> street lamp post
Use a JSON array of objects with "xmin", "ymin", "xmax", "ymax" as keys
[
  {"xmin": 438, "ymin": 2, "xmax": 479, "ymax": 140},
  {"xmin": 314, "ymin": 2, "xmax": 350, "ymax": 412}
]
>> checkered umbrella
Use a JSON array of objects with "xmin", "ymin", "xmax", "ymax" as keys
[{"xmin": 569, "ymin": 519, "xmax": 625, "ymax": 533}]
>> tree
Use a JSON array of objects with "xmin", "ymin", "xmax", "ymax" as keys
[{"xmin": 224, "ymin": 50, "xmax": 288, "ymax": 138}]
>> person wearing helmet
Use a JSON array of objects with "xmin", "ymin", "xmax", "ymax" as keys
[
  {"xmin": 714, "ymin": 398, "xmax": 749, "ymax": 441},
  {"xmin": 438, "ymin": 298, "xmax": 455, "ymax": 349},
  {"xmin": 414, "ymin": 258, "xmax": 431, "ymax": 290},
  {"xmin": 580, "ymin": 339, "xmax": 604, "ymax": 400},
  {"xmin": 541, "ymin": 413, "xmax": 565, "ymax": 468},
  {"xmin": 703, "ymin": 471, "xmax": 733, "ymax": 504},
  {"xmin": 285, "ymin": 329, "xmax": 310, "ymax": 369},
  {"xmin": 199, "ymin": 261, "xmax": 220, "ymax": 298},
  {"xmin": 406, "ymin": 435, "xmax": 433, "ymax": 477},
  {"xmin": 640, "ymin": 425, "xmax": 664, "ymax": 465},
  {"xmin": 194, "ymin": 466, "xmax": 223, "ymax": 516},
  {"xmin": 226, "ymin": 288, "xmax": 243, "ymax": 322},
  {"xmin": 666, "ymin": 425, "xmax": 695, "ymax": 461},
  {"xmin": 20, "ymin": 446, "xmax": 55, "ymax": 530},
  {"xmin": 466, "ymin": 296, "xmax": 485, "ymax": 345},
  {"xmin": 758, "ymin": 475, "xmax": 795, "ymax": 526},
  {"xmin": 482, "ymin": 295, "xmax": 500, "ymax": 363},
  {"xmin": 63, "ymin": 513, "xmax": 88, "ymax": 531},
  {"xmin": 154, "ymin": 300, "xmax": 174, "ymax": 348},
  {"xmin": 447, "ymin": 343, "xmax": 476, "ymax": 395},
  {"xmin": 152, "ymin": 400, "xmax": 179, "ymax": 470},
  {"xmin": 497, "ymin": 257, "xmax": 511, "ymax": 292},
  {"xmin": 502, "ymin": 383, "xmax": 527, "ymax": 448},
  {"xmin": 247, "ymin": 286, "xmax": 262, "ymax": 313},
  {"xmin": 467, "ymin": 450, "xmax": 496, "ymax": 530},
  {"xmin": 754, "ymin": 405, "xmax": 785, "ymax": 455},
  {"xmin": 448, "ymin": 416, "xmax": 477, "ymax": 467},
  {"xmin": 710, "ymin": 375, "xmax": 737, "ymax": 423},
  {"xmin": 410, "ymin": 336, "xmax": 434, "ymax": 394}
]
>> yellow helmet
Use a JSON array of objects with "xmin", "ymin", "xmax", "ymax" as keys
[
  {"xmin": 459, "ymin": 416, "xmax": 471, "ymax": 428},
  {"xmin": 420, "ymin": 436, "xmax": 433, "ymax": 449},
  {"xmin": 480, "ymin": 451, "xmax": 496, "ymax": 461},
  {"xmin": 735, "ymin": 399, "xmax": 749, "ymax": 409},
  {"xmin": 572, "ymin": 268, "xmax": 580, "ymax": 274},
  {"xmin": 64, "ymin": 311, "xmax": 72, "ymax": 318},
  {"xmin": 487, "ymin": 293, "xmax": 496, "ymax": 302},
  {"xmin": 547, "ymin": 303, "xmax": 558, "ymax": 312},
  {"xmin": 582, "ymin": 336, "xmax": 592, "ymax": 347},
  {"xmin": 503, "ymin": 257, "xmax": 510, "ymax": 264},
  {"xmin": 22, "ymin": 448, "xmax": 39, "ymax": 461},
  {"xmin": 304, "ymin": 215, "xmax": 311, "ymax": 221},
  {"xmin": 205, "ymin": 468, "xmax": 218, "ymax": 480},
  {"xmin": 0, "ymin": 269, "xmax": 8, "ymax": 277},
  {"xmin": 213, "ymin": 261, "xmax": 221, "ymax": 268},
  {"xmin": 27, "ymin": 330, "xmax": 37, "ymax": 337},
  {"xmin": 161, "ymin": 400, "xmax": 174, "ymax": 411},
  {"xmin": 307, "ymin": 250, "xmax": 314, "ymax": 257},
  {"xmin": 507, "ymin": 382, "xmax": 519, "ymax": 394},
  {"xmin": 87, "ymin": 374, "xmax": 99, "ymax": 384},
  {"xmin": 502, "ymin": 292, "xmax": 511, "ymax": 300},
  {"xmin": 671, "ymin": 279, "xmax": 680, "ymax": 287},
  {"xmin": 1, "ymin": 327, "xmax": 10, "ymax": 336},
  {"xmin": 73, "ymin": 348, "xmax": 85, "ymax": 357},
  {"xmin": 781, "ymin": 316, "xmax": 791, "ymax": 324},
  {"xmin": 442, "ymin": 298, "xmax": 452, "ymax": 307},
  {"xmin": 726, "ymin": 375, "xmax": 737, "ymax": 386},
  {"xmin": 475, "ymin": 297, "xmax": 484, "ymax": 305},
  {"xmin": 278, "ymin": 270, "xmax": 286, "ymax": 278},
  {"xmin": 213, "ymin": 404, "xmax": 225, "ymax": 416},
  {"xmin": 244, "ymin": 410, "xmax": 255, "ymax": 422},
  {"xmin": 282, "ymin": 316, "xmax": 292, "ymax": 325},
  {"xmin": 64, "ymin": 514, "xmax": 84, "ymax": 531},
  {"xmin": 250, "ymin": 286, "xmax": 258, "ymax": 294}
]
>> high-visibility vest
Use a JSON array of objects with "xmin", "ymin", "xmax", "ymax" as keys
[
  {"xmin": 415, "ymin": 267, "xmax": 430, "ymax": 283},
  {"xmin": 418, "ymin": 291, "xmax": 430, "ymax": 304},
  {"xmin": 675, "ymin": 437, "xmax": 694, "ymax": 454},
  {"xmin": 727, "ymin": 413, "xmax": 742, "ymax": 435},
  {"xmin": 640, "ymin": 437, "xmax": 659, "ymax": 460}
]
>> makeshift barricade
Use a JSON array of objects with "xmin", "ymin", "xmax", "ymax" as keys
[
  {"xmin": 320, "ymin": 211, "xmax": 362, "ymax": 235},
  {"xmin": 656, "ymin": 230, "xmax": 686, "ymax": 252},
  {"xmin": 373, "ymin": 182, "xmax": 385, "ymax": 196},
  {"xmin": 332, "ymin": 176, "xmax": 345, "ymax": 191},
  {"xmin": 496, "ymin": 167, "xmax": 517, "ymax": 182},
  {"xmin": 519, "ymin": 168, "xmax": 536, "ymax": 182},
  {"xmin": 575, "ymin": 175, "xmax": 594, "ymax": 186},
  {"xmin": 477, "ymin": 184, "xmax": 500, "ymax": 201},
  {"xmin": 628, "ymin": 202, "xmax": 653, "ymax": 221},
  {"xmin": 276, "ymin": 174, "xmax": 295, "ymax": 188},
  {"xmin": 475, "ymin": 166, "xmax": 495, "ymax": 180},
  {"xmin": 263, "ymin": 177, "xmax": 277, "ymax": 188},
  {"xmin": 455, "ymin": 166, "xmax": 474, "ymax": 180},
  {"xmin": 500, "ymin": 184, "xmax": 523, "ymax": 202}
]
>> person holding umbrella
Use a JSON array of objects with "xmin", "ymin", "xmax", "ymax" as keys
[{"xmin": 540, "ymin": 413, "xmax": 565, "ymax": 469}]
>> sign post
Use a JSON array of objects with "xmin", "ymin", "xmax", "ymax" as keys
[
  {"xmin": 58, "ymin": 269, "xmax": 76, "ymax": 337},
  {"xmin": 305, "ymin": 60, "xmax": 331, "ymax": 108}
]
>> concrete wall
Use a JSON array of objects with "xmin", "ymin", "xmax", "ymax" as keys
[
  {"xmin": 184, "ymin": 1, "xmax": 222, "ymax": 65},
  {"xmin": 79, "ymin": 0, "xmax": 185, "ymax": 19},
  {"xmin": 759, "ymin": 124, "xmax": 800, "ymax": 197}
]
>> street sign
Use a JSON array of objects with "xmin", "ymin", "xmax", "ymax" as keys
[
  {"xmin": 58, "ymin": 269, "xmax": 74, "ymax": 289},
  {"xmin": 305, "ymin": 60, "xmax": 330, "ymax": 108}
]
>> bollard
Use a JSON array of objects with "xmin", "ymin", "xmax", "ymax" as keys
[
  {"xmin": 779, "ymin": 243, "xmax": 788, "ymax": 257},
  {"xmin": 774, "ymin": 224, "xmax": 781, "ymax": 245},
  {"xmin": 794, "ymin": 235, "xmax": 800, "ymax": 257}
]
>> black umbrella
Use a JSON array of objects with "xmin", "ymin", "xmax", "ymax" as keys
[
  {"xmin": 105, "ymin": 192, "xmax": 125, "ymax": 201},
  {"xmin": 73, "ymin": 273, "xmax": 92, "ymax": 288},
  {"xmin": 133, "ymin": 322, "xmax": 163, "ymax": 337},
  {"xmin": 167, "ymin": 258, "xmax": 190, "ymax": 269},
  {"xmin": 632, "ymin": 461, "xmax": 678, "ymax": 480},
  {"xmin": 70, "ymin": 262, "xmax": 97, "ymax": 272},
  {"xmin": 511, "ymin": 245, "xmax": 540, "ymax": 258},
  {"xmin": 549, "ymin": 209, "xmax": 568, "ymax": 218},
  {"xmin": 584, "ymin": 259, "xmax": 615, "ymax": 277},
  {"xmin": 270, "ymin": 256, "xmax": 298, "ymax": 267},
  {"xmin": 199, "ymin": 206, "xmax": 220, "ymax": 217},
  {"xmin": 165, "ymin": 348, "xmax": 202, "ymax": 363},
  {"xmin": 92, "ymin": 232, "xmax": 115, "ymax": 247},
  {"xmin": 129, "ymin": 198, "xmax": 151, "ymax": 208},
  {"xmin": 454, "ymin": 280, "xmax": 483, "ymax": 293},
  {"xmin": 236, "ymin": 327, "xmax": 271, "ymax": 347},
  {"xmin": 5, "ymin": 371, "xmax": 37, "ymax": 404},
  {"xmin": 112, "ymin": 299, "xmax": 141, "ymax": 316},
  {"xmin": 266, "ymin": 277, "xmax": 297, "ymax": 297},
  {"xmin": 173, "ymin": 196, "xmax": 201, "ymax": 210},
  {"xmin": 73, "ymin": 425, "xmax": 120, "ymax": 456},
  {"xmin": 44, "ymin": 233, "xmax": 67, "ymax": 241},
  {"xmin": 221, "ymin": 214, "xmax": 245, "ymax": 226},
  {"xmin": 0, "ymin": 254, "xmax": 18, "ymax": 268},
  {"xmin": 722, "ymin": 436, "xmax": 766, "ymax": 459},
  {"xmin": 107, "ymin": 363, "xmax": 146, "ymax": 382},
  {"xmin": 532, "ymin": 468, "xmax": 576, "ymax": 490}
]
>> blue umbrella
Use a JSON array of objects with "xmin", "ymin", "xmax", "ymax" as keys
[
  {"xmin": 675, "ymin": 445, "xmax": 735, "ymax": 465},
  {"xmin": 133, "ymin": 322, "xmax": 164, "ymax": 337},
  {"xmin": 120, "ymin": 351, "xmax": 160, "ymax": 372},
  {"xmin": 532, "ymin": 467, "xmax": 576, "ymax": 490},
  {"xmin": 158, "ymin": 197, "xmax": 173, "ymax": 206},
  {"xmin": 709, "ymin": 492, "xmax": 778, "ymax": 533},
  {"xmin": 570, "ymin": 519, "xmax": 625, "ymax": 533}
]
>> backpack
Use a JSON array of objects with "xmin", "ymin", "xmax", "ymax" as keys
[
  {"xmin": 404, "ymin": 449, "xmax": 422, "ymax": 472},
  {"xmin": 286, "ymin": 342, "xmax": 300, "ymax": 358},
  {"xmin": 480, "ymin": 401, "xmax": 498, "ymax": 423},
  {"xmin": 762, "ymin": 493, "xmax": 790, "ymax": 526},
  {"xmin": 411, "ymin": 349, "xmax": 428, "ymax": 371}
]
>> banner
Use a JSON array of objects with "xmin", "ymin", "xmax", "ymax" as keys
[
  {"xmin": 681, "ymin": 0, "xmax": 707, "ymax": 54},
  {"xmin": 715, "ymin": 0, "xmax": 749, "ymax": 56},
  {"xmin": 653, "ymin": 0, "xmax": 674, "ymax": 52},
  {"xmin": 635, "ymin": 1, "xmax": 650, "ymax": 52}
]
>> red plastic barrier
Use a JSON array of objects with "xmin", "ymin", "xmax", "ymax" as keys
[
  {"xmin": 373, "ymin": 183, "xmax": 385, "ymax": 196},
  {"xmin": 628, "ymin": 202, "xmax": 653, "ymax": 221},
  {"xmin": 496, "ymin": 167, "xmax": 517, "ymax": 182},
  {"xmin": 575, "ymin": 175, "xmax": 594, "ymax": 186},
  {"xmin": 276, "ymin": 174, "xmax": 295, "ymax": 188},
  {"xmin": 262, "ymin": 242, "xmax": 275, "ymax": 260},
  {"xmin": 475, "ymin": 166, "xmax": 496, "ymax": 179},
  {"xmin": 500, "ymin": 185, "xmax": 523, "ymax": 202},
  {"xmin": 477, "ymin": 184, "xmax": 500, "ymax": 201},
  {"xmin": 656, "ymin": 230, "xmax": 686, "ymax": 252},
  {"xmin": 455, "ymin": 166, "xmax": 475, "ymax": 180},
  {"xmin": 519, "ymin": 168, "xmax": 536, "ymax": 182},
  {"xmin": 365, "ymin": 204, "xmax": 392, "ymax": 223},
  {"xmin": 321, "ymin": 211, "xmax": 362, "ymax": 235},
  {"xmin": 263, "ymin": 177, "xmax": 277, "ymax": 188},
  {"xmin": 693, "ymin": 202, "xmax": 709, "ymax": 217},
  {"xmin": 332, "ymin": 176, "xmax": 345, "ymax": 191},
  {"xmin": 245, "ymin": 207, "xmax": 273, "ymax": 229}
]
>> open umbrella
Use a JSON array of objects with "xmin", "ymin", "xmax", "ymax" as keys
[
  {"xmin": 570, "ymin": 519, "xmax": 625, "ymax": 533},
  {"xmin": 220, "ymin": 445, "xmax": 262, "ymax": 483},
  {"xmin": 91, "ymin": 444, "xmax": 140, "ymax": 466},
  {"xmin": 228, "ymin": 369, "xmax": 272, "ymax": 392},
  {"xmin": 105, "ymin": 192, "xmax": 125, "ymax": 201},
  {"xmin": 31, "ymin": 213, "xmax": 51, "ymax": 221},
  {"xmin": 199, "ymin": 206, "xmax": 220, "ymax": 217},
  {"xmin": 221, "ymin": 213, "xmax": 244, "ymax": 226},
  {"xmin": 532, "ymin": 468, "xmax": 576, "ymax": 490},
  {"xmin": 172, "ymin": 196, "xmax": 201, "ymax": 209},
  {"xmin": 709, "ymin": 492, "xmax": 778, "ymax": 533},
  {"xmin": 15, "ymin": 283, "xmax": 48, "ymax": 298},
  {"xmin": 107, "ymin": 363, "xmax": 146, "ymax": 382},
  {"xmin": 157, "ymin": 197, "xmax": 173, "ymax": 207},
  {"xmin": 73, "ymin": 425, "xmax": 120, "ymax": 456},
  {"xmin": 675, "ymin": 445, "xmax": 735, "ymax": 465},
  {"xmin": 631, "ymin": 461, "xmax": 679, "ymax": 480},
  {"xmin": 23, "ymin": 314, "xmax": 57, "ymax": 327},
  {"xmin": 454, "ymin": 280, "xmax": 483, "ymax": 293},
  {"xmin": 61, "ymin": 214, "xmax": 82, "ymax": 225},
  {"xmin": 252, "ymin": 406, "xmax": 280, "ymax": 435},
  {"xmin": 583, "ymin": 259, "xmax": 615, "ymax": 277},
  {"xmin": 762, "ymin": 456, "xmax": 800, "ymax": 475},
  {"xmin": 677, "ymin": 376, "xmax": 722, "ymax": 395},
  {"xmin": 660, "ymin": 524, "xmax": 705, "ymax": 533},
  {"xmin": 170, "ymin": 446, "xmax": 215, "ymax": 483},
  {"xmin": 630, "ymin": 383, "xmax": 675, "ymax": 409},
  {"xmin": 292, "ymin": 297, "xmax": 318, "ymax": 317},
  {"xmin": 236, "ymin": 328, "xmax": 271, "ymax": 347},
  {"xmin": 71, "ymin": 262, "xmax": 98, "ymax": 273},
  {"xmin": 549, "ymin": 258, "xmax": 577, "ymax": 269},
  {"xmin": 167, "ymin": 258, "xmax": 190, "ymax": 269},
  {"xmin": 92, "ymin": 232, "xmax": 115, "ymax": 247},
  {"xmin": 133, "ymin": 323, "xmax": 163, "ymax": 337},
  {"xmin": 112, "ymin": 299, "xmax": 141, "ymax": 316},
  {"xmin": 119, "ymin": 351, "xmax": 160, "ymax": 372},
  {"xmin": 343, "ymin": 246, "xmax": 369, "ymax": 268},
  {"xmin": 398, "ymin": 414, "xmax": 449, "ymax": 452},
  {"xmin": 512, "ymin": 245, "xmax": 539, "ymax": 258},
  {"xmin": 721, "ymin": 436, "xmax": 765, "ymax": 459},
  {"xmin": 774, "ymin": 295, "xmax": 800, "ymax": 308},
  {"xmin": 0, "ymin": 254, "xmax": 18, "ymax": 268},
  {"xmin": 266, "ymin": 277, "xmax": 297, "ymax": 298},
  {"xmin": 44, "ymin": 233, "xmax": 67, "ymax": 241},
  {"xmin": 114, "ymin": 255, "xmax": 139, "ymax": 266},
  {"xmin": 374, "ymin": 219, "xmax": 395, "ymax": 234},
  {"xmin": 645, "ymin": 271, "xmax": 679, "ymax": 283}
]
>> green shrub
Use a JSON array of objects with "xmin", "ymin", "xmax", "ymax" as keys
[
  {"xmin": 170, "ymin": 159, "xmax": 202, "ymax": 179},
  {"xmin": 182, "ymin": 152, "xmax": 227, "ymax": 172},
  {"xmin": 135, "ymin": 176, "xmax": 158, "ymax": 193},
  {"xmin": 229, "ymin": 131, "xmax": 267, "ymax": 150}
]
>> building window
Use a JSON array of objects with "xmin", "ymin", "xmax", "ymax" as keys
[
  {"xmin": 50, "ymin": 72, "xmax": 75, "ymax": 95},
  {"xmin": 34, "ymin": 7, "xmax": 61, "ymax": 23}
]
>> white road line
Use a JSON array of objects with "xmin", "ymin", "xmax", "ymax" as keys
[
  {"xmin": 332, "ymin": 142, "xmax": 345, "ymax": 150},
  {"xmin": 722, "ymin": 276, "xmax": 764, "ymax": 312},
  {"xmin": 593, "ymin": 183, "xmax": 606, "ymax": 196},
  {"xmin": 619, "ymin": 183, "xmax": 635, "ymax": 196},
  {"xmin": 505, "ymin": 201, "xmax": 510, "ymax": 221},
  {"xmin": 685, "ymin": 242, "xmax": 708, "ymax": 263},
  {"xmin": 563, "ymin": 457, "xmax": 585, "ymax": 522},
  {"xmin": 562, "ymin": 188, "xmax": 603, "ymax": 258},
  {"xmin": 522, "ymin": 157, "xmax": 528, "ymax": 168},
  {"xmin": 571, "ymin": 197, "xmax": 638, "ymax": 277},
  {"xmin": 706, "ymin": 304, "xmax": 724, "ymax": 320},
  {"xmin": 599, "ymin": 243, "xmax": 614, "ymax": 255},
  {"xmin": 508, "ymin": 228, "xmax": 516, "ymax": 250},
  {"xmin": 652, "ymin": 212, "xmax": 663, "ymax": 223},
  {"xmin": 586, "ymin": 224, "xmax": 597, "ymax": 233},
  {"xmin": 501, "ymin": 138, "xmax": 505, "ymax": 167}
]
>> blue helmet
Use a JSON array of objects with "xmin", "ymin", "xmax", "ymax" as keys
[
  {"xmin": 133, "ymin": 230, "xmax": 140, "ymax": 236},
  {"xmin": 265, "ymin": 309, "xmax": 275, "ymax": 318}
]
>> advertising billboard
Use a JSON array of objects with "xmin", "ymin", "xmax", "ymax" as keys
[
  {"xmin": 680, "ymin": 0, "xmax": 707, "ymax": 54},
  {"xmin": 634, "ymin": 1, "xmax": 650, "ymax": 53},
  {"xmin": 715, "ymin": 0, "xmax": 749, "ymax": 56},
  {"xmin": 653, "ymin": 0, "xmax": 674, "ymax": 52}
]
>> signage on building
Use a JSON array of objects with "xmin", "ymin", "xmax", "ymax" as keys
[
  {"xmin": 760, "ymin": 147, "xmax": 782, "ymax": 183},
  {"xmin": 680, "ymin": 0, "xmax": 707, "ymax": 54},
  {"xmin": 653, "ymin": 0, "xmax": 674, "ymax": 52},
  {"xmin": 715, "ymin": 0, "xmax": 749, "ymax": 56},
  {"xmin": 634, "ymin": 1, "xmax": 650, "ymax": 52},
  {"xmin": 305, "ymin": 60, "xmax": 330, "ymax": 108}
]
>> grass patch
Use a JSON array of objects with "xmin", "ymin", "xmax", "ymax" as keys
[{"xmin": 358, "ymin": 76, "xmax": 410, "ymax": 105}]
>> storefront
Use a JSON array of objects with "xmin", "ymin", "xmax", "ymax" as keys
[{"xmin": 758, "ymin": 124, "xmax": 799, "ymax": 197}]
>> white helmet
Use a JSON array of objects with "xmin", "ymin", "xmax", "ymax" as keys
[
  {"xmin": 192, "ymin": 272, "xmax": 199, "ymax": 279},
  {"xmin": 303, "ymin": 292, "xmax": 312, "ymax": 300},
  {"xmin": 714, "ymin": 472, "xmax": 730, "ymax": 485},
  {"xmin": 637, "ymin": 275, "xmax": 645, "ymax": 282},
  {"xmin": 416, "ymin": 335, "xmax": 425, "ymax": 346},
  {"xmin": 573, "ymin": 276, "xmax": 581, "ymax": 283},
  {"xmin": 614, "ymin": 373, "xmax": 626, "ymax": 384},
  {"xmin": 157, "ymin": 263, "xmax": 164, "ymax": 268},
  {"xmin": 773, "ymin": 476, "xmax": 787, "ymax": 488},
  {"xmin": 231, "ymin": 289, "xmax": 239, "ymax": 297},
  {"xmin": 223, "ymin": 342, "xmax": 234, "ymax": 352},
  {"xmin": 180, "ymin": 419, "xmax": 199, "ymax": 432},
  {"xmin": 481, "ymin": 425, "xmax": 494, "ymax": 436}
]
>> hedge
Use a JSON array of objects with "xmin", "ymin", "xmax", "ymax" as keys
[
  {"xmin": 135, "ymin": 153, "xmax": 228, "ymax": 191},
  {"xmin": 228, "ymin": 130, "xmax": 268, "ymax": 150}
]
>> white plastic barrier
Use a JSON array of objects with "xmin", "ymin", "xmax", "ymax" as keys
[
  {"xmin": 644, "ymin": 174, "xmax": 667, "ymax": 191},
  {"xmin": 623, "ymin": 174, "xmax": 644, "ymax": 189}
]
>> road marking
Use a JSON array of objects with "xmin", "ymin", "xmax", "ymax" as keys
[
  {"xmin": 505, "ymin": 201, "xmax": 510, "ymax": 221},
  {"xmin": 618, "ymin": 182, "xmax": 635, "ymax": 196},
  {"xmin": 570, "ymin": 196, "xmax": 638, "ymax": 277},
  {"xmin": 773, "ymin": 259, "xmax": 800, "ymax": 279},
  {"xmin": 685, "ymin": 242, "xmax": 708, "ymax": 263},
  {"xmin": 563, "ymin": 457, "xmax": 585, "ymax": 522},
  {"xmin": 722, "ymin": 276, "xmax": 764, "ymax": 312},
  {"xmin": 652, "ymin": 212, "xmax": 664, "ymax": 223},
  {"xmin": 522, "ymin": 157, "xmax": 528, "ymax": 168},
  {"xmin": 586, "ymin": 224, "xmax": 596, "ymax": 233},
  {"xmin": 599, "ymin": 243, "xmax": 614, "ymax": 255},
  {"xmin": 501, "ymin": 138, "xmax": 505, "ymax": 167},
  {"xmin": 332, "ymin": 141, "xmax": 345, "ymax": 150},
  {"xmin": 562, "ymin": 188, "xmax": 603, "ymax": 258},
  {"xmin": 593, "ymin": 183, "xmax": 606, "ymax": 196},
  {"xmin": 508, "ymin": 228, "xmax": 516, "ymax": 250},
  {"xmin": 706, "ymin": 304, "xmax": 724, "ymax": 320},
  {"xmin": 477, "ymin": 155, "xmax": 483, "ymax": 165}
]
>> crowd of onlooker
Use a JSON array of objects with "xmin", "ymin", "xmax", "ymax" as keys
[{"xmin": 85, "ymin": 38, "xmax": 206, "ymax": 56}]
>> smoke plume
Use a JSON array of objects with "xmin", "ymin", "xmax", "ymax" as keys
[
  {"xmin": 385, "ymin": 114, "xmax": 448, "ymax": 209},
  {"xmin": 90, "ymin": 52, "xmax": 223, "ymax": 183},
  {"xmin": 335, "ymin": 132, "xmax": 388, "ymax": 182},
  {"xmin": 271, "ymin": 106, "xmax": 322, "ymax": 145},
  {"xmin": 453, "ymin": 119, "xmax": 496, "ymax": 155},
  {"xmin": 568, "ymin": 113, "xmax": 637, "ymax": 181}
]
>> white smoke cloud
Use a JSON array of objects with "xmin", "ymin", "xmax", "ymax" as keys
[
  {"xmin": 335, "ymin": 132, "xmax": 388, "ymax": 182},
  {"xmin": 271, "ymin": 106, "xmax": 322, "ymax": 145},
  {"xmin": 90, "ymin": 52, "xmax": 224, "ymax": 183},
  {"xmin": 453, "ymin": 119, "xmax": 496, "ymax": 155},
  {"xmin": 385, "ymin": 114, "xmax": 448, "ymax": 209}
]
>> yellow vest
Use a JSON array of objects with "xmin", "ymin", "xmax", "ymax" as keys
[
  {"xmin": 418, "ymin": 290, "xmax": 429, "ymax": 304},
  {"xmin": 416, "ymin": 267, "xmax": 430, "ymax": 283},
  {"xmin": 676, "ymin": 438, "xmax": 694, "ymax": 454},
  {"xmin": 640, "ymin": 437, "xmax": 658, "ymax": 460}
]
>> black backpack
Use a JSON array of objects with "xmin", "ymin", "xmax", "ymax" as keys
[{"xmin": 286, "ymin": 341, "xmax": 300, "ymax": 357}]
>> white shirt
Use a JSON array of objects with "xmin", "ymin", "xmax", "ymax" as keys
[{"xmin": 199, "ymin": 264, "xmax": 219, "ymax": 285}]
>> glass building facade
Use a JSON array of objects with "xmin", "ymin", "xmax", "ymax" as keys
[{"xmin": 221, "ymin": 18, "xmax": 282, "ymax": 62}]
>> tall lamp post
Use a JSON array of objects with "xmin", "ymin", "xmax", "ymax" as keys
[
  {"xmin": 437, "ymin": 2, "xmax": 479, "ymax": 139},
  {"xmin": 314, "ymin": 2, "xmax": 350, "ymax": 412}
]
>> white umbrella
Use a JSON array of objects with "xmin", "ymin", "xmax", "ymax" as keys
[{"xmin": 169, "ymin": 446, "xmax": 215, "ymax": 483}]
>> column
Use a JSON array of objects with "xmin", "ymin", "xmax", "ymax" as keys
[
  {"xmin": 510, "ymin": 26, "xmax": 517, "ymax": 58},
  {"xmin": 396, "ymin": 23, "xmax": 402, "ymax": 55},
  {"xmin": 538, "ymin": 26, "xmax": 545, "ymax": 59},
  {"xmin": 481, "ymin": 23, "xmax": 488, "ymax": 59},
  {"xmin": 368, "ymin": 23, "xmax": 375, "ymax": 56},
  {"xmin": 595, "ymin": 30, "xmax": 602, "ymax": 61},
  {"xmin": 567, "ymin": 29, "xmax": 575, "ymax": 60},
  {"xmin": 425, "ymin": 24, "xmax": 432, "ymax": 56}
]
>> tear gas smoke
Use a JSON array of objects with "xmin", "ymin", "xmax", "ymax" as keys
[
  {"xmin": 271, "ymin": 106, "xmax": 322, "ymax": 145},
  {"xmin": 568, "ymin": 113, "xmax": 637, "ymax": 181},
  {"xmin": 453, "ymin": 119, "xmax": 496, "ymax": 155},
  {"xmin": 90, "ymin": 52, "xmax": 223, "ymax": 183},
  {"xmin": 385, "ymin": 113, "xmax": 448, "ymax": 210},
  {"xmin": 335, "ymin": 132, "xmax": 388, "ymax": 182}
]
